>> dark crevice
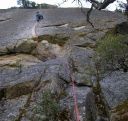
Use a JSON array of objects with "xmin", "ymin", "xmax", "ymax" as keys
[
  {"xmin": 0, "ymin": 88, "xmax": 6, "ymax": 100},
  {"xmin": 0, "ymin": 18, "xmax": 12, "ymax": 23},
  {"xmin": 42, "ymin": 23, "xmax": 67, "ymax": 28},
  {"xmin": 93, "ymin": 84, "xmax": 110, "ymax": 120},
  {"xmin": 115, "ymin": 21, "xmax": 128, "ymax": 34},
  {"xmin": 15, "ymin": 73, "xmax": 44, "ymax": 121},
  {"xmin": 76, "ymin": 83, "xmax": 92, "ymax": 87}
]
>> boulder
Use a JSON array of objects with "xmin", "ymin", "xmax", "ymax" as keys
[
  {"xmin": 0, "ymin": 8, "xmax": 127, "ymax": 121},
  {"xmin": 100, "ymin": 71, "xmax": 128, "ymax": 108},
  {"xmin": 32, "ymin": 40, "xmax": 64, "ymax": 61},
  {"xmin": 0, "ymin": 57, "xmax": 70, "ymax": 99},
  {"xmin": 100, "ymin": 71, "xmax": 128, "ymax": 121},
  {"xmin": 0, "ymin": 54, "xmax": 41, "ymax": 68},
  {"xmin": 0, "ymin": 39, "xmax": 37, "ymax": 55},
  {"xmin": 15, "ymin": 39, "xmax": 37, "ymax": 54},
  {"xmin": 69, "ymin": 46, "xmax": 94, "ymax": 86},
  {"xmin": 0, "ymin": 95, "xmax": 28, "ymax": 121}
]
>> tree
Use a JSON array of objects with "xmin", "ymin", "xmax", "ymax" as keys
[
  {"xmin": 71, "ymin": 0, "xmax": 128, "ymax": 26},
  {"xmin": 76, "ymin": 0, "xmax": 128, "ymax": 10},
  {"xmin": 17, "ymin": 0, "xmax": 37, "ymax": 8},
  {"xmin": 31, "ymin": 1, "xmax": 36, "ymax": 8},
  {"xmin": 17, "ymin": 0, "xmax": 28, "ymax": 8},
  {"xmin": 116, "ymin": 0, "xmax": 128, "ymax": 13}
]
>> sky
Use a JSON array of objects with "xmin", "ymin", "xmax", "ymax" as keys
[{"xmin": 0, "ymin": 0, "xmax": 127, "ymax": 11}]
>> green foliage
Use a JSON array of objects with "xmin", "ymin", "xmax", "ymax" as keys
[
  {"xmin": 36, "ymin": 3, "xmax": 58, "ymax": 9},
  {"xmin": 32, "ymin": 91, "xmax": 71, "ymax": 121},
  {"xmin": 17, "ymin": 0, "xmax": 28, "ymax": 8},
  {"xmin": 17, "ymin": 0, "xmax": 37, "ymax": 8},
  {"xmin": 96, "ymin": 34, "xmax": 128, "ymax": 72},
  {"xmin": 33, "ymin": 91, "xmax": 60, "ymax": 121},
  {"xmin": 31, "ymin": 2, "xmax": 36, "ymax": 8},
  {"xmin": 37, "ymin": 4, "xmax": 48, "ymax": 9},
  {"xmin": 17, "ymin": 0, "xmax": 58, "ymax": 9}
]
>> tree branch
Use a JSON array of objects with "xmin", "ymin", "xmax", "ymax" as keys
[
  {"xmin": 87, "ymin": 4, "xmax": 94, "ymax": 27},
  {"xmin": 87, "ymin": 0, "xmax": 116, "ymax": 10}
]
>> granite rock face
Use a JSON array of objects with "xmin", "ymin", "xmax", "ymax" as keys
[
  {"xmin": 100, "ymin": 71, "xmax": 128, "ymax": 108},
  {"xmin": 0, "ymin": 8, "xmax": 128, "ymax": 121},
  {"xmin": 60, "ymin": 87, "xmax": 97, "ymax": 121},
  {"xmin": 0, "ymin": 8, "xmax": 126, "ymax": 47},
  {"xmin": 100, "ymin": 71, "xmax": 128, "ymax": 121}
]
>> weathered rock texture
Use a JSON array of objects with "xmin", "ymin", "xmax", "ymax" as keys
[
  {"xmin": 100, "ymin": 71, "xmax": 128, "ymax": 121},
  {"xmin": 0, "ymin": 8, "xmax": 128, "ymax": 121}
]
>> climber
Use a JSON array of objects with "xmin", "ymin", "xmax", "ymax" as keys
[{"xmin": 36, "ymin": 11, "xmax": 43, "ymax": 22}]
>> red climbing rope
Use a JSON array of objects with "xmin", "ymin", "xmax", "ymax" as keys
[
  {"xmin": 71, "ymin": 75, "xmax": 81, "ymax": 121},
  {"xmin": 34, "ymin": 21, "xmax": 80, "ymax": 121}
]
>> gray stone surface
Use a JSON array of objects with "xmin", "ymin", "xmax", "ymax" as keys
[
  {"xmin": 0, "ymin": 96, "xmax": 28, "ymax": 121},
  {"xmin": 0, "ymin": 58, "xmax": 71, "ymax": 120},
  {"xmin": 69, "ymin": 46, "xmax": 94, "ymax": 86},
  {"xmin": 0, "ymin": 8, "xmax": 126, "ymax": 48},
  {"xmin": 0, "ymin": 8, "xmax": 128, "ymax": 121},
  {"xmin": 100, "ymin": 71, "xmax": 128, "ymax": 108},
  {"xmin": 60, "ymin": 86, "xmax": 97, "ymax": 121},
  {"xmin": 0, "ymin": 57, "xmax": 70, "ymax": 98}
]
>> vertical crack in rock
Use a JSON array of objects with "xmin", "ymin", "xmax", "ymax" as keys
[{"xmin": 15, "ymin": 72, "xmax": 44, "ymax": 121}]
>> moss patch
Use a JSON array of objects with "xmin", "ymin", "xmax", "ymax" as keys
[
  {"xmin": 78, "ymin": 32, "xmax": 87, "ymax": 37},
  {"xmin": 111, "ymin": 100, "xmax": 128, "ymax": 115},
  {"xmin": 6, "ymin": 81, "xmax": 34, "ymax": 99},
  {"xmin": 76, "ymin": 42, "xmax": 96, "ymax": 49},
  {"xmin": 33, "ymin": 34, "xmax": 69, "ymax": 46},
  {"xmin": 111, "ymin": 101, "xmax": 128, "ymax": 121},
  {"xmin": 16, "ymin": 39, "xmax": 37, "ymax": 54},
  {"xmin": 93, "ymin": 83, "xmax": 109, "ymax": 118}
]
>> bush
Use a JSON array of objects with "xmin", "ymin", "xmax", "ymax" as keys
[
  {"xmin": 96, "ymin": 34, "xmax": 128, "ymax": 72},
  {"xmin": 33, "ymin": 91, "xmax": 60, "ymax": 121},
  {"xmin": 33, "ymin": 91, "xmax": 71, "ymax": 121}
]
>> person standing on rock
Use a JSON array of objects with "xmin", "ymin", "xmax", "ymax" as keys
[{"xmin": 36, "ymin": 11, "xmax": 43, "ymax": 22}]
